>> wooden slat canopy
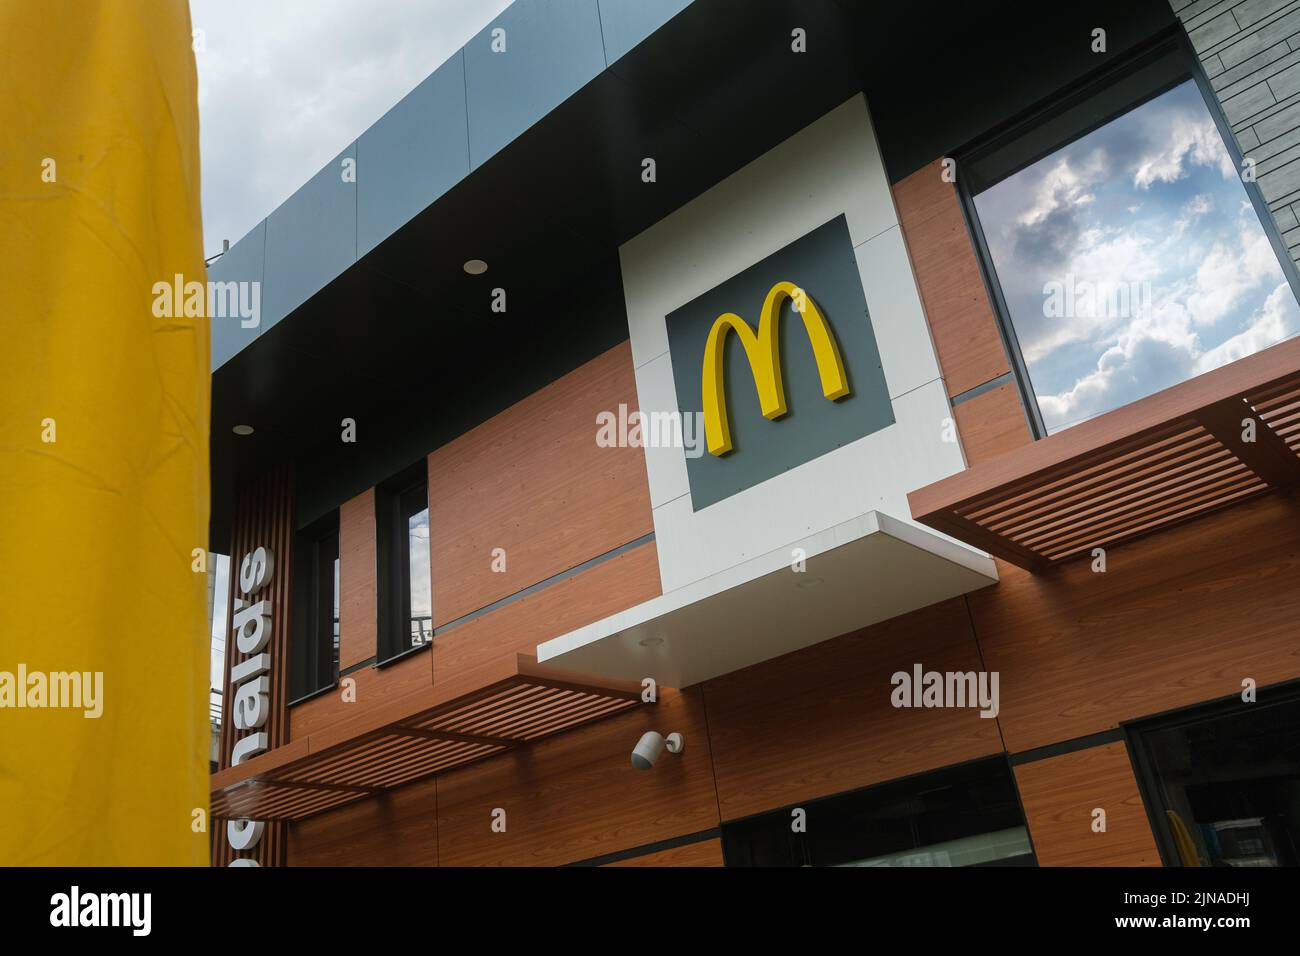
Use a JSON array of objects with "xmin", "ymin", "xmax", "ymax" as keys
[
  {"xmin": 909, "ymin": 336, "xmax": 1300, "ymax": 572},
  {"xmin": 211, "ymin": 655, "xmax": 645, "ymax": 822}
]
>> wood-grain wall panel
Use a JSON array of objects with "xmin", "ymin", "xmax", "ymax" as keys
[
  {"xmin": 1014, "ymin": 743, "xmax": 1160, "ymax": 866},
  {"xmin": 431, "ymin": 541, "xmax": 662, "ymax": 681},
  {"xmin": 287, "ymin": 775, "xmax": 438, "ymax": 867},
  {"xmin": 435, "ymin": 687, "xmax": 718, "ymax": 866},
  {"xmin": 605, "ymin": 838, "xmax": 725, "ymax": 867},
  {"xmin": 702, "ymin": 597, "xmax": 1003, "ymax": 822},
  {"xmin": 954, "ymin": 382, "xmax": 1032, "ymax": 466},
  {"xmin": 289, "ymin": 640, "xmax": 430, "ymax": 741},
  {"xmin": 427, "ymin": 340, "xmax": 653, "ymax": 627},
  {"xmin": 212, "ymin": 463, "xmax": 294, "ymax": 867},
  {"xmin": 337, "ymin": 488, "xmax": 377, "ymax": 670},
  {"xmin": 894, "ymin": 159, "xmax": 1009, "ymax": 396},
  {"xmin": 974, "ymin": 488, "xmax": 1300, "ymax": 753}
]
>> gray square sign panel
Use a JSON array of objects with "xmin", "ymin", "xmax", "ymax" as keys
[{"xmin": 665, "ymin": 214, "xmax": 894, "ymax": 510}]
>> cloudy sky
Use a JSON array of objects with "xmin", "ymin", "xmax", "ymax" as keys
[
  {"xmin": 975, "ymin": 79, "xmax": 1300, "ymax": 434},
  {"xmin": 191, "ymin": 0, "xmax": 510, "ymax": 258}
]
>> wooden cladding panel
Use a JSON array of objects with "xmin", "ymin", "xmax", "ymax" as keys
[
  {"xmin": 431, "ymin": 541, "xmax": 662, "ymax": 680},
  {"xmin": 288, "ymin": 775, "xmax": 439, "ymax": 867},
  {"xmin": 1014, "ymin": 743, "xmax": 1160, "ymax": 866},
  {"xmin": 435, "ymin": 687, "xmax": 718, "ymax": 866},
  {"xmin": 702, "ymin": 598, "xmax": 1003, "ymax": 822},
  {"xmin": 427, "ymin": 341, "xmax": 653, "ymax": 628},
  {"xmin": 954, "ymin": 383, "xmax": 1032, "ymax": 467},
  {"xmin": 605, "ymin": 838, "xmax": 725, "ymax": 867},
  {"xmin": 290, "ymin": 639, "xmax": 430, "ymax": 741},
  {"xmin": 973, "ymin": 489, "xmax": 1300, "ymax": 753},
  {"xmin": 337, "ymin": 488, "xmax": 377, "ymax": 670},
  {"xmin": 893, "ymin": 159, "xmax": 1009, "ymax": 397},
  {"xmin": 212, "ymin": 463, "xmax": 295, "ymax": 867}
]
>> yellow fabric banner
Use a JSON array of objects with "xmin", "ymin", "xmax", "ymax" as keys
[{"xmin": 0, "ymin": 1, "xmax": 210, "ymax": 864}]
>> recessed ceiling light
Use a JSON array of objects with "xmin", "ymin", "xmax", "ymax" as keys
[
  {"xmin": 232, "ymin": 424, "xmax": 255, "ymax": 436},
  {"xmin": 463, "ymin": 258, "xmax": 488, "ymax": 275},
  {"xmin": 638, "ymin": 636, "xmax": 664, "ymax": 648}
]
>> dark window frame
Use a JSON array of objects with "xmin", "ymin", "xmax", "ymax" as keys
[
  {"xmin": 720, "ymin": 755, "xmax": 1037, "ymax": 867},
  {"xmin": 1122, "ymin": 678, "xmax": 1300, "ymax": 868},
  {"xmin": 288, "ymin": 511, "xmax": 340, "ymax": 704},
  {"xmin": 953, "ymin": 25, "xmax": 1300, "ymax": 440},
  {"xmin": 375, "ymin": 461, "xmax": 431, "ymax": 666}
]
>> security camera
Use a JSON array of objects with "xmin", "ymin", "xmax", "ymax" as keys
[{"xmin": 631, "ymin": 731, "xmax": 684, "ymax": 770}]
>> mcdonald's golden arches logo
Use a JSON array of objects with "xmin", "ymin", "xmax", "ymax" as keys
[{"xmin": 701, "ymin": 280, "xmax": 850, "ymax": 456}]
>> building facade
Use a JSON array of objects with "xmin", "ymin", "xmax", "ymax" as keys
[{"xmin": 207, "ymin": 0, "xmax": 1300, "ymax": 867}]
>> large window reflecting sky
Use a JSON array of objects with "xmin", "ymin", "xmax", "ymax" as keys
[{"xmin": 975, "ymin": 79, "xmax": 1300, "ymax": 434}]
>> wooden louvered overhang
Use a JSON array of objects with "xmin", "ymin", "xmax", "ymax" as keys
[
  {"xmin": 908, "ymin": 337, "xmax": 1300, "ymax": 572},
  {"xmin": 210, "ymin": 655, "xmax": 646, "ymax": 822}
]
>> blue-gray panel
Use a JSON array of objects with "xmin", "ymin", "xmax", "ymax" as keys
[
  {"xmin": 208, "ymin": 220, "xmax": 266, "ymax": 371},
  {"xmin": 464, "ymin": 0, "xmax": 607, "ymax": 168},
  {"xmin": 357, "ymin": 52, "xmax": 470, "ymax": 258},
  {"xmin": 666, "ymin": 216, "xmax": 895, "ymax": 511},
  {"xmin": 598, "ymin": 0, "xmax": 693, "ymax": 65},
  {"xmin": 262, "ymin": 143, "xmax": 358, "ymax": 331}
]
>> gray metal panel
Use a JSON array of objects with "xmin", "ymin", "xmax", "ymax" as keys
[
  {"xmin": 208, "ymin": 220, "xmax": 266, "ymax": 370},
  {"xmin": 262, "ymin": 143, "xmax": 358, "ymax": 328},
  {"xmin": 463, "ymin": 0, "xmax": 607, "ymax": 168},
  {"xmin": 665, "ymin": 215, "xmax": 895, "ymax": 511},
  {"xmin": 598, "ymin": 0, "xmax": 693, "ymax": 65},
  {"xmin": 357, "ymin": 52, "xmax": 470, "ymax": 258},
  {"xmin": 1176, "ymin": 0, "xmax": 1300, "ymax": 269}
]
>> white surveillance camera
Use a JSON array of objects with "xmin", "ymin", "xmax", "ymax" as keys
[{"xmin": 631, "ymin": 731, "xmax": 684, "ymax": 770}]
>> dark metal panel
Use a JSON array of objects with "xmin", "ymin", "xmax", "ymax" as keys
[
  {"xmin": 598, "ymin": 0, "xmax": 694, "ymax": 65},
  {"xmin": 262, "ymin": 143, "xmax": 358, "ymax": 332},
  {"xmin": 357, "ymin": 52, "xmax": 470, "ymax": 258},
  {"xmin": 665, "ymin": 215, "xmax": 895, "ymax": 511},
  {"xmin": 463, "ymin": 0, "xmax": 607, "ymax": 168},
  {"xmin": 209, "ymin": 219, "xmax": 266, "ymax": 370}
]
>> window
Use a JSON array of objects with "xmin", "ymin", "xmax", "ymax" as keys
[
  {"xmin": 1127, "ymin": 685, "xmax": 1300, "ymax": 867},
  {"xmin": 722, "ymin": 757, "xmax": 1033, "ymax": 867},
  {"xmin": 962, "ymin": 35, "xmax": 1300, "ymax": 437},
  {"xmin": 290, "ymin": 514, "xmax": 339, "ymax": 701},
  {"xmin": 376, "ymin": 463, "xmax": 431, "ymax": 663},
  {"xmin": 209, "ymin": 552, "xmax": 230, "ymax": 771}
]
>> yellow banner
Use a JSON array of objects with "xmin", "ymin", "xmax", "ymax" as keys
[{"xmin": 0, "ymin": 0, "xmax": 210, "ymax": 864}]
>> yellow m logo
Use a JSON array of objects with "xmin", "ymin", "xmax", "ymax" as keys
[{"xmin": 701, "ymin": 280, "xmax": 850, "ymax": 457}]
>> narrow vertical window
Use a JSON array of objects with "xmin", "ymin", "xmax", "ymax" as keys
[
  {"xmin": 290, "ymin": 513, "xmax": 340, "ymax": 700},
  {"xmin": 376, "ymin": 463, "xmax": 430, "ymax": 663}
]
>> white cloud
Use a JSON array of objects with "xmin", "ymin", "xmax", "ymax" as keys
[
  {"xmin": 1132, "ymin": 115, "xmax": 1235, "ymax": 189},
  {"xmin": 1018, "ymin": 150, "xmax": 1105, "ymax": 227},
  {"xmin": 1186, "ymin": 223, "xmax": 1283, "ymax": 327},
  {"xmin": 1197, "ymin": 282, "xmax": 1300, "ymax": 371},
  {"xmin": 1030, "ymin": 206, "xmax": 1295, "ymax": 431}
]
